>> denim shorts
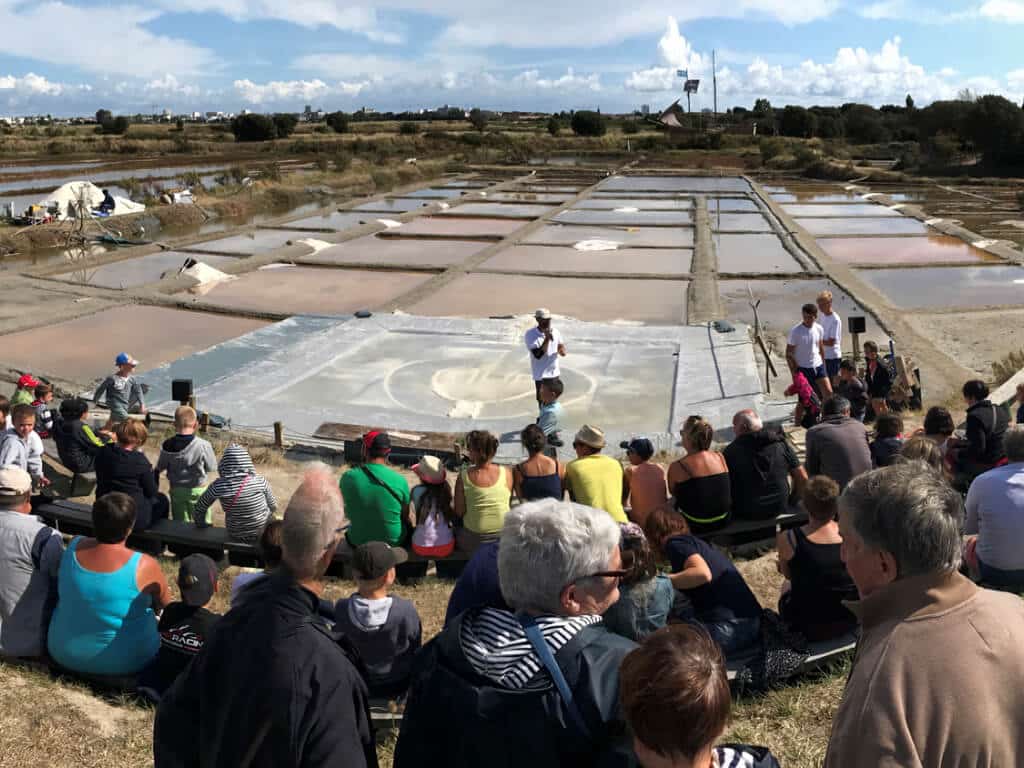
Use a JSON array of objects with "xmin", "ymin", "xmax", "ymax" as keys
[{"xmin": 798, "ymin": 365, "xmax": 827, "ymax": 383}]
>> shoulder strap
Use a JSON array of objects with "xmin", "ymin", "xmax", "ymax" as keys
[
  {"xmin": 360, "ymin": 464, "xmax": 406, "ymax": 506},
  {"xmin": 518, "ymin": 614, "xmax": 591, "ymax": 739}
]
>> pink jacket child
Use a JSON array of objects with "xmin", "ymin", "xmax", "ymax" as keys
[{"xmin": 785, "ymin": 371, "xmax": 821, "ymax": 429}]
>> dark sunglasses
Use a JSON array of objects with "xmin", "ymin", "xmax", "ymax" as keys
[{"xmin": 574, "ymin": 568, "xmax": 629, "ymax": 582}]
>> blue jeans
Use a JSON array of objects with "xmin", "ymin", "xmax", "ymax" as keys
[{"xmin": 692, "ymin": 615, "xmax": 761, "ymax": 656}]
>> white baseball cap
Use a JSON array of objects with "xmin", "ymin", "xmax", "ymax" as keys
[{"xmin": 0, "ymin": 466, "xmax": 32, "ymax": 497}]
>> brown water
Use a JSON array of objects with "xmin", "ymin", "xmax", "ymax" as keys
[
  {"xmin": 441, "ymin": 202, "xmax": 555, "ymax": 218},
  {"xmin": 405, "ymin": 273, "xmax": 689, "ymax": 323},
  {"xmin": 782, "ymin": 204, "xmax": 899, "ymax": 217},
  {"xmin": 181, "ymin": 265, "xmax": 434, "ymax": 315},
  {"xmin": 524, "ymin": 224, "xmax": 693, "ymax": 248},
  {"xmin": 712, "ymin": 233, "xmax": 805, "ymax": 274},
  {"xmin": 817, "ymin": 235, "xmax": 1002, "ymax": 265},
  {"xmin": 51, "ymin": 251, "xmax": 240, "ymax": 289},
  {"xmin": 553, "ymin": 210, "xmax": 692, "ymax": 226},
  {"xmin": 1, "ymin": 305, "xmax": 267, "ymax": 382},
  {"xmin": 857, "ymin": 264, "xmax": 1024, "ymax": 308},
  {"xmin": 709, "ymin": 212, "xmax": 773, "ymax": 232},
  {"xmin": 303, "ymin": 235, "xmax": 487, "ymax": 267},
  {"xmin": 390, "ymin": 216, "xmax": 525, "ymax": 237},
  {"xmin": 796, "ymin": 217, "xmax": 929, "ymax": 236},
  {"xmin": 479, "ymin": 245, "xmax": 692, "ymax": 275}
]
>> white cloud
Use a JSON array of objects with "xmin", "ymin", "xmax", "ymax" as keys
[
  {"xmin": 1007, "ymin": 69, "xmax": 1024, "ymax": 89},
  {"xmin": 980, "ymin": 0, "xmax": 1024, "ymax": 22},
  {"xmin": 0, "ymin": 72, "xmax": 66, "ymax": 96},
  {"xmin": 145, "ymin": 74, "xmax": 201, "ymax": 98},
  {"xmin": 291, "ymin": 53, "xmax": 408, "ymax": 79},
  {"xmin": 513, "ymin": 68, "xmax": 601, "ymax": 91},
  {"xmin": 626, "ymin": 17, "xmax": 710, "ymax": 92},
  {"xmin": 232, "ymin": 78, "xmax": 373, "ymax": 104}
]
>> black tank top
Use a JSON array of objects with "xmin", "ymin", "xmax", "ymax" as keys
[
  {"xmin": 518, "ymin": 460, "xmax": 562, "ymax": 501},
  {"xmin": 672, "ymin": 466, "xmax": 732, "ymax": 534},
  {"xmin": 783, "ymin": 527, "xmax": 857, "ymax": 639}
]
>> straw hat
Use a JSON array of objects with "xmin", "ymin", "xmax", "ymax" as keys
[
  {"xmin": 574, "ymin": 424, "xmax": 606, "ymax": 450},
  {"xmin": 412, "ymin": 455, "xmax": 447, "ymax": 484}
]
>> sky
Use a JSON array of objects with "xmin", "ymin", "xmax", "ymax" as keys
[{"xmin": 2, "ymin": 0, "xmax": 1024, "ymax": 116}]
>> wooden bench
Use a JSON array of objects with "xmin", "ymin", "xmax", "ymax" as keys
[{"xmin": 706, "ymin": 510, "xmax": 808, "ymax": 549}]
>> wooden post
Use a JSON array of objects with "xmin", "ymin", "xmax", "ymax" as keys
[
  {"xmin": 188, "ymin": 394, "xmax": 196, "ymax": 410},
  {"xmin": 852, "ymin": 332, "xmax": 862, "ymax": 366},
  {"xmin": 200, "ymin": 412, "xmax": 209, "ymax": 434},
  {"xmin": 273, "ymin": 422, "xmax": 284, "ymax": 450}
]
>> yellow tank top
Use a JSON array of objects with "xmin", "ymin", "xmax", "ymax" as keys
[{"xmin": 461, "ymin": 465, "xmax": 510, "ymax": 534}]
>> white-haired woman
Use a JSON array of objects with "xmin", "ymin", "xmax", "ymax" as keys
[{"xmin": 395, "ymin": 498, "xmax": 637, "ymax": 767}]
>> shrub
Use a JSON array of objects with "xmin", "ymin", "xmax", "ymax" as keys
[
  {"xmin": 263, "ymin": 162, "xmax": 282, "ymax": 182},
  {"xmin": 315, "ymin": 155, "xmax": 330, "ymax": 172},
  {"xmin": 468, "ymin": 108, "xmax": 489, "ymax": 132},
  {"xmin": 232, "ymin": 114, "xmax": 277, "ymax": 142},
  {"xmin": 175, "ymin": 118, "xmax": 185, "ymax": 131},
  {"xmin": 181, "ymin": 171, "xmax": 203, "ymax": 188},
  {"xmin": 1017, "ymin": 190, "xmax": 1024, "ymax": 208},
  {"xmin": 272, "ymin": 113, "xmax": 298, "ymax": 139},
  {"xmin": 621, "ymin": 119, "xmax": 640, "ymax": 135},
  {"xmin": 325, "ymin": 111, "xmax": 350, "ymax": 133},
  {"xmin": 759, "ymin": 137, "xmax": 786, "ymax": 162},
  {"xmin": 399, "ymin": 122, "xmax": 420, "ymax": 135},
  {"xmin": 992, "ymin": 349, "xmax": 1024, "ymax": 386},
  {"xmin": 546, "ymin": 117, "xmax": 561, "ymax": 136},
  {"xmin": 571, "ymin": 110, "xmax": 606, "ymax": 137},
  {"xmin": 460, "ymin": 132, "xmax": 483, "ymax": 147},
  {"xmin": 313, "ymin": 125, "xmax": 330, "ymax": 134},
  {"xmin": 333, "ymin": 150, "xmax": 352, "ymax": 172},
  {"xmin": 100, "ymin": 116, "xmax": 129, "ymax": 135}
]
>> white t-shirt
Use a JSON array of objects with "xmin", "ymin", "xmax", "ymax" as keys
[
  {"xmin": 819, "ymin": 311, "xmax": 842, "ymax": 360},
  {"xmin": 788, "ymin": 322, "xmax": 824, "ymax": 369},
  {"xmin": 524, "ymin": 326, "xmax": 563, "ymax": 381}
]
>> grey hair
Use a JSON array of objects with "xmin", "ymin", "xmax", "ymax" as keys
[
  {"xmin": 281, "ymin": 463, "xmax": 345, "ymax": 579},
  {"xmin": 498, "ymin": 498, "xmax": 621, "ymax": 616},
  {"xmin": 733, "ymin": 409, "xmax": 762, "ymax": 434},
  {"xmin": 823, "ymin": 395, "xmax": 851, "ymax": 417},
  {"xmin": 840, "ymin": 461, "xmax": 963, "ymax": 578},
  {"xmin": 1006, "ymin": 427, "xmax": 1024, "ymax": 463}
]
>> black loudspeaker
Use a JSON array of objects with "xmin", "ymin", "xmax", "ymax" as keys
[
  {"xmin": 172, "ymin": 379, "xmax": 194, "ymax": 405},
  {"xmin": 848, "ymin": 316, "xmax": 866, "ymax": 334}
]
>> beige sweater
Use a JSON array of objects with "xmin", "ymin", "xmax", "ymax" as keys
[{"xmin": 825, "ymin": 572, "xmax": 1024, "ymax": 767}]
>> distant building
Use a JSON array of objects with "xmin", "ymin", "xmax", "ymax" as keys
[{"xmin": 641, "ymin": 104, "xmax": 650, "ymax": 115}]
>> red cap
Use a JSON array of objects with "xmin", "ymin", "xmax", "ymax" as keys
[
  {"xmin": 362, "ymin": 430, "xmax": 391, "ymax": 455},
  {"xmin": 17, "ymin": 374, "xmax": 39, "ymax": 388}
]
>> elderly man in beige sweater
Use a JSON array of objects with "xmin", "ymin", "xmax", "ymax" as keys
[{"xmin": 826, "ymin": 460, "xmax": 1024, "ymax": 767}]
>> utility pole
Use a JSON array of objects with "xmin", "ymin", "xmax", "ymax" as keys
[{"xmin": 712, "ymin": 50, "xmax": 718, "ymax": 116}]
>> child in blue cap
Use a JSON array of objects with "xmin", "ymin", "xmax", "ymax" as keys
[{"xmin": 93, "ymin": 352, "xmax": 147, "ymax": 423}]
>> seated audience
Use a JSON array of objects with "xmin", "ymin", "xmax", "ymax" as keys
[
  {"xmin": 156, "ymin": 468, "xmax": 377, "ymax": 767},
  {"xmin": 644, "ymin": 507, "xmax": 761, "ymax": 657},
  {"xmin": 95, "ymin": 420, "xmax": 168, "ymax": 531},
  {"xmin": 410, "ymin": 456, "xmax": 454, "ymax": 558},
  {"xmin": 47, "ymin": 493, "xmax": 170, "ymax": 676},
  {"xmin": 340, "ymin": 431, "xmax": 410, "ymax": 549},
  {"xmin": 230, "ymin": 520, "xmax": 282, "ymax": 607},
  {"xmin": 724, "ymin": 409, "xmax": 806, "ymax": 521},
  {"xmin": 620, "ymin": 437, "xmax": 668, "ymax": 527},
  {"xmin": 836, "ymin": 359, "xmax": 868, "ymax": 422},
  {"xmin": 443, "ymin": 540, "xmax": 507, "ymax": 626},
  {"xmin": 154, "ymin": 405, "xmax": 218, "ymax": 524},
  {"xmin": 454, "ymin": 430, "xmax": 512, "ymax": 553},
  {"xmin": 0, "ymin": 467, "xmax": 63, "ymax": 660},
  {"xmin": 564, "ymin": 424, "xmax": 627, "ymax": 522},
  {"xmin": 952, "ymin": 379, "xmax": 1010, "ymax": 485},
  {"xmin": 602, "ymin": 523, "xmax": 675, "ymax": 642},
  {"xmin": 0, "ymin": 403, "xmax": 48, "ymax": 488},
  {"xmin": 513, "ymin": 424, "xmax": 564, "ymax": 502},
  {"xmin": 620, "ymin": 625, "xmax": 781, "ymax": 768},
  {"xmin": 897, "ymin": 436, "xmax": 945, "ymax": 473},
  {"xmin": 862, "ymin": 340, "xmax": 892, "ymax": 418},
  {"xmin": 805, "ymin": 396, "xmax": 872, "ymax": 490},
  {"xmin": 869, "ymin": 413, "xmax": 904, "ymax": 467},
  {"xmin": 194, "ymin": 443, "xmax": 276, "ymax": 544},
  {"xmin": 335, "ymin": 542, "xmax": 422, "ymax": 699},
  {"xmin": 963, "ymin": 427, "xmax": 1024, "ymax": 591},
  {"xmin": 919, "ymin": 405, "xmax": 955, "ymax": 456},
  {"xmin": 776, "ymin": 476, "xmax": 857, "ymax": 641},
  {"xmin": 826, "ymin": 461, "xmax": 1024, "ymax": 767},
  {"xmin": 395, "ymin": 499, "xmax": 636, "ymax": 766},
  {"xmin": 139, "ymin": 554, "xmax": 221, "ymax": 699},
  {"xmin": 668, "ymin": 417, "xmax": 731, "ymax": 533},
  {"xmin": 52, "ymin": 397, "xmax": 111, "ymax": 475}
]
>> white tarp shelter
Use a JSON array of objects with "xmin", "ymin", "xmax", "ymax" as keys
[{"xmin": 36, "ymin": 181, "xmax": 145, "ymax": 220}]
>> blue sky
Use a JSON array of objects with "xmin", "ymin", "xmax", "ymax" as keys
[{"xmin": 1, "ymin": 0, "xmax": 1022, "ymax": 116}]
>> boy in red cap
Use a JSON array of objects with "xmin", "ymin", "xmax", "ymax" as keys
[{"xmin": 11, "ymin": 374, "xmax": 39, "ymax": 407}]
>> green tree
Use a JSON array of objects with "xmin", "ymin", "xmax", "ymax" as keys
[
  {"xmin": 272, "ymin": 113, "xmax": 298, "ymax": 139},
  {"xmin": 100, "ymin": 116, "xmax": 129, "ymax": 135},
  {"xmin": 546, "ymin": 116, "xmax": 561, "ymax": 136},
  {"xmin": 779, "ymin": 105, "xmax": 817, "ymax": 138},
  {"xmin": 468, "ymin": 108, "xmax": 489, "ymax": 132},
  {"xmin": 95, "ymin": 109, "xmax": 112, "ymax": 125},
  {"xmin": 905, "ymin": 94, "xmax": 915, "ymax": 110},
  {"xmin": 963, "ymin": 94, "xmax": 1024, "ymax": 164},
  {"xmin": 843, "ymin": 104, "xmax": 888, "ymax": 143},
  {"xmin": 621, "ymin": 119, "xmax": 640, "ymax": 134},
  {"xmin": 570, "ymin": 110, "xmax": 606, "ymax": 137},
  {"xmin": 231, "ymin": 113, "xmax": 277, "ymax": 142},
  {"xmin": 325, "ymin": 111, "xmax": 350, "ymax": 133},
  {"xmin": 399, "ymin": 121, "xmax": 420, "ymax": 135}
]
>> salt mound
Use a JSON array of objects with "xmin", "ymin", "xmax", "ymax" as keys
[{"xmin": 573, "ymin": 239, "xmax": 621, "ymax": 252}]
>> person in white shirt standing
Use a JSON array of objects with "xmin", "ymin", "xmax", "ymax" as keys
[
  {"xmin": 817, "ymin": 290, "xmax": 843, "ymax": 388},
  {"xmin": 786, "ymin": 303, "xmax": 833, "ymax": 399},
  {"xmin": 524, "ymin": 308, "xmax": 567, "ymax": 405}
]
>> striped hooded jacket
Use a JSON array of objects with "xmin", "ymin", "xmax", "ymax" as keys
[{"xmin": 194, "ymin": 444, "xmax": 276, "ymax": 543}]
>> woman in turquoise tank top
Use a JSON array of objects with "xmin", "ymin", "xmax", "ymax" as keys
[{"xmin": 48, "ymin": 493, "xmax": 171, "ymax": 677}]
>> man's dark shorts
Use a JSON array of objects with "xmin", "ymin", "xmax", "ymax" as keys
[
  {"xmin": 798, "ymin": 365, "xmax": 827, "ymax": 384},
  {"xmin": 825, "ymin": 358, "xmax": 841, "ymax": 379}
]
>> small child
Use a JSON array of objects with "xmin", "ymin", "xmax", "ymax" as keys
[
  {"xmin": 537, "ymin": 378, "xmax": 565, "ymax": 447},
  {"xmin": 93, "ymin": 352, "xmax": 147, "ymax": 423},
  {"xmin": 620, "ymin": 437, "xmax": 668, "ymax": 528},
  {"xmin": 410, "ymin": 456, "xmax": 455, "ymax": 559},
  {"xmin": 620, "ymin": 625, "xmax": 781, "ymax": 768},
  {"xmin": 0, "ymin": 404, "xmax": 48, "ymax": 488},
  {"xmin": 230, "ymin": 520, "xmax": 283, "ymax": 607},
  {"xmin": 31, "ymin": 384, "xmax": 54, "ymax": 439},
  {"xmin": 784, "ymin": 371, "xmax": 821, "ymax": 429},
  {"xmin": 139, "ymin": 554, "xmax": 222, "ymax": 700},
  {"xmin": 836, "ymin": 359, "xmax": 868, "ymax": 422},
  {"xmin": 335, "ymin": 542, "xmax": 422, "ymax": 699},
  {"xmin": 155, "ymin": 405, "xmax": 218, "ymax": 524},
  {"xmin": 11, "ymin": 374, "xmax": 38, "ymax": 407},
  {"xmin": 52, "ymin": 397, "xmax": 112, "ymax": 474},
  {"xmin": 871, "ymin": 413, "xmax": 905, "ymax": 468},
  {"xmin": 193, "ymin": 444, "xmax": 276, "ymax": 543}
]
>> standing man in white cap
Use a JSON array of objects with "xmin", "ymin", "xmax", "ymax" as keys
[{"xmin": 524, "ymin": 308, "xmax": 567, "ymax": 405}]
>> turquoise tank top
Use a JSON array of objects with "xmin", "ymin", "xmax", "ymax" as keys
[{"xmin": 47, "ymin": 537, "xmax": 160, "ymax": 676}]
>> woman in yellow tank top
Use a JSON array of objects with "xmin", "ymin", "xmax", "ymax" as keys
[{"xmin": 454, "ymin": 430, "xmax": 513, "ymax": 554}]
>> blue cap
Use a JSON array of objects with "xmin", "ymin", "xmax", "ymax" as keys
[
  {"xmin": 116, "ymin": 352, "xmax": 139, "ymax": 366},
  {"xmin": 619, "ymin": 437, "xmax": 655, "ymax": 460}
]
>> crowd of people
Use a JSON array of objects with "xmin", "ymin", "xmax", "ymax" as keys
[{"xmin": 0, "ymin": 314, "xmax": 1023, "ymax": 767}]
